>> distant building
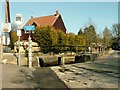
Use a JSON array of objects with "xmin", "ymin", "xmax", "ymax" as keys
[
  {"xmin": 0, "ymin": 36, "xmax": 2, "ymax": 44},
  {"xmin": 0, "ymin": 35, "xmax": 10, "ymax": 45},
  {"xmin": 22, "ymin": 10, "xmax": 67, "ymax": 40},
  {"xmin": 118, "ymin": 38, "xmax": 120, "ymax": 47},
  {"xmin": 112, "ymin": 38, "xmax": 120, "ymax": 50}
]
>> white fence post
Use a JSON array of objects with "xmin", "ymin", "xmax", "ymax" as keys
[
  {"xmin": 36, "ymin": 57, "xmax": 40, "ymax": 67},
  {"xmin": 61, "ymin": 56, "xmax": 65, "ymax": 65}
]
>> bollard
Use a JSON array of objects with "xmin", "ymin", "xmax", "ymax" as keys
[
  {"xmin": 58, "ymin": 57, "xmax": 61, "ymax": 65},
  {"xmin": 36, "ymin": 57, "xmax": 40, "ymax": 67},
  {"xmin": 61, "ymin": 56, "xmax": 65, "ymax": 65}
]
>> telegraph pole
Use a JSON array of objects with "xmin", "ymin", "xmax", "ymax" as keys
[
  {"xmin": 5, "ymin": 0, "xmax": 10, "ymax": 23},
  {"xmin": 4, "ymin": 0, "xmax": 11, "ymax": 52},
  {"xmin": 0, "ymin": 36, "xmax": 3, "ymax": 61}
]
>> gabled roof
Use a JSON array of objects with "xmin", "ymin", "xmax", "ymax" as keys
[{"xmin": 23, "ymin": 14, "xmax": 60, "ymax": 28}]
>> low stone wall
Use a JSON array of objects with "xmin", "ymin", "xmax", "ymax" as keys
[
  {"xmin": 2, "ymin": 49, "xmax": 113, "ymax": 67},
  {"xmin": 36, "ymin": 55, "xmax": 59, "ymax": 67},
  {"xmin": 75, "ymin": 54, "xmax": 96, "ymax": 63}
]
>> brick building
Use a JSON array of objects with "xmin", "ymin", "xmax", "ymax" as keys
[{"xmin": 21, "ymin": 10, "xmax": 67, "ymax": 40}]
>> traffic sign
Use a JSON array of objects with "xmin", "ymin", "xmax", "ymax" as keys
[
  {"xmin": 17, "ymin": 30, "xmax": 21, "ymax": 36},
  {"xmin": 15, "ymin": 14, "xmax": 24, "ymax": 25},
  {"xmin": 2, "ymin": 23, "xmax": 11, "ymax": 32},
  {"xmin": 24, "ymin": 25, "xmax": 34, "ymax": 31}
]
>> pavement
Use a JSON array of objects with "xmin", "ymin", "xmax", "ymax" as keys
[
  {"xmin": 2, "ymin": 64, "xmax": 68, "ymax": 89},
  {"xmin": 32, "ymin": 67, "xmax": 69, "ymax": 89},
  {"xmin": 2, "ymin": 64, "xmax": 37, "ymax": 88}
]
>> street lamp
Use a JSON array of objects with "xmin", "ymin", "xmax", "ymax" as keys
[{"xmin": 15, "ymin": 14, "xmax": 24, "ymax": 66}]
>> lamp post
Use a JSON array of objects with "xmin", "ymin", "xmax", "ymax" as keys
[{"xmin": 15, "ymin": 14, "xmax": 24, "ymax": 66}]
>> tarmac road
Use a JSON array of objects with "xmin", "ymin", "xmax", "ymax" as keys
[
  {"xmin": 32, "ymin": 67, "xmax": 69, "ymax": 89},
  {"xmin": 51, "ymin": 50, "xmax": 120, "ymax": 89}
]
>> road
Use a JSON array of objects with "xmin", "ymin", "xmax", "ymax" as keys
[
  {"xmin": 51, "ymin": 50, "xmax": 120, "ymax": 88},
  {"xmin": 2, "ymin": 50, "xmax": 120, "ymax": 89}
]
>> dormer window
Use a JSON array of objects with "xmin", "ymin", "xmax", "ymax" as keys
[{"xmin": 32, "ymin": 22, "xmax": 37, "ymax": 29}]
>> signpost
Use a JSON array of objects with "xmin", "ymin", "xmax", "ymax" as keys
[
  {"xmin": 24, "ymin": 25, "xmax": 34, "ymax": 67},
  {"xmin": 2, "ymin": 23, "xmax": 11, "ymax": 52},
  {"xmin": 17, "ymin": 30, "xmax": 21, "ymax": 36},
  {"xmin": 0, "ymin": 36, "xmax": 3, "ymax": 61},
  {"xmin": 24, "ymin": 25, "xmax": 34, "ymax": 32},
  {"xmin": 15, "ymin": 14, "xmax": 24, "ymax": 66},
  {"xmin": 2, "ymin": 23, "xmax": 11, "ymax": 32}
]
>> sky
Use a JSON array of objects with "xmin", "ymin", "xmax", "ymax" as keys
[{"xmin": 0, "ymin": 1, "xmax": 119, "ymax": 35}]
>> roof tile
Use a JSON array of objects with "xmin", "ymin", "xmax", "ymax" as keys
[{"xmin": 23, "ymin": 14, "xmax": 59, "ymax": 28}]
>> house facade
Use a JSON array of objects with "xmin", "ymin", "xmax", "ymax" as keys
[{"xmin": 21, "ymin": 10, "xmax": 67, "ymax": 40}]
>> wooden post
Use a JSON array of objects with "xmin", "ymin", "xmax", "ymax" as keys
[
  {"xmin": 36, "ymin": 57, "xmax": 40, "ymax": 67},
  {"xmin": 0, "ymin": 36, "xmax": 3, "ymax": 61},
  {"xmin": 61, "ymin": 56, "xmax": 65, "ymax": 65},
  {"xmin": 5, "ymin": 0, "xmax": 10, "ymax": 23},
  {"xmin": 4, "ymin": 0, "xmax": 11, "ymax": 52}
]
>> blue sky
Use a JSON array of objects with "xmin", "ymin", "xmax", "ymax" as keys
[{"xmin": 1, "ymin": 1, "xmax": 118, "ymax": 35}]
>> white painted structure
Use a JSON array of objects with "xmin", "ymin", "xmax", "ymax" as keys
[
  {"xmin": 118, "ymin": 38, "xmax": 120, "ymax": 47},
  {"xmin": 2, "ymin": 35, "xmax": 10, "ymax": 45}
]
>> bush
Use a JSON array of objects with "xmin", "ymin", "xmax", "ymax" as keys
[{"xmin": 25, "ymin": 49, "xmax": 28, "ymax": 57}]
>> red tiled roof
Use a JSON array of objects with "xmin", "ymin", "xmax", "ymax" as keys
[{"xmin": 23, "ymin": 14, "xmax": 59, "ymax": 28}]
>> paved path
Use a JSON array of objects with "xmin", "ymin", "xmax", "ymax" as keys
[
  {"xmin": 2, "ymin": 64, "xmax": 68, "ymax": 89},
  {"xmin": 51, "ymin": 50, "xmax": 119, "ymax": 88},
  {"xmin": 2, "ymin": 64, "xmax": 37, "ymax": 88},
  {"xmin": 32, "ymin": 67, "xmax": 68, "ymax": 88}
]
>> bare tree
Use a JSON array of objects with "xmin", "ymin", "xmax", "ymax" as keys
[{"xmin": 112, "ymin": 24, "xmax": 120, "ymax": 38}]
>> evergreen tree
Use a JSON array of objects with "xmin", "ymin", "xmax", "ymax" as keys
[
  {"xmin": 112, "ymin": 24, "xmax": 120, "ymax": 38},
  {"xmin": 10, "ymin": 31, "xmax": 18, "ymax": 49},
  {"xmin": 34, "ymin": 26, "xmax": 52, "ymax": 53},
  {"xmin": 103, "ymin": 27, "xmax": 112, "ymax": 47},
  {"xmin": 78, "ymin": 28, "xmax": 83, "ymax": 35}
]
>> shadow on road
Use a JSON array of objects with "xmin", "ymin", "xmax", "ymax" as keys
[
  {"xmin": 32, "ymin": 67, "xmax": 69, "ymax": 89},
  {"xmin": 72, "ymin": 65, "xmax": 119, "ymax": 78}
]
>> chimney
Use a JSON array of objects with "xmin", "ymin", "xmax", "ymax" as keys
[{"xmin": 56, "ymin": 10, "xmax": 59, "ymax": 16}]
